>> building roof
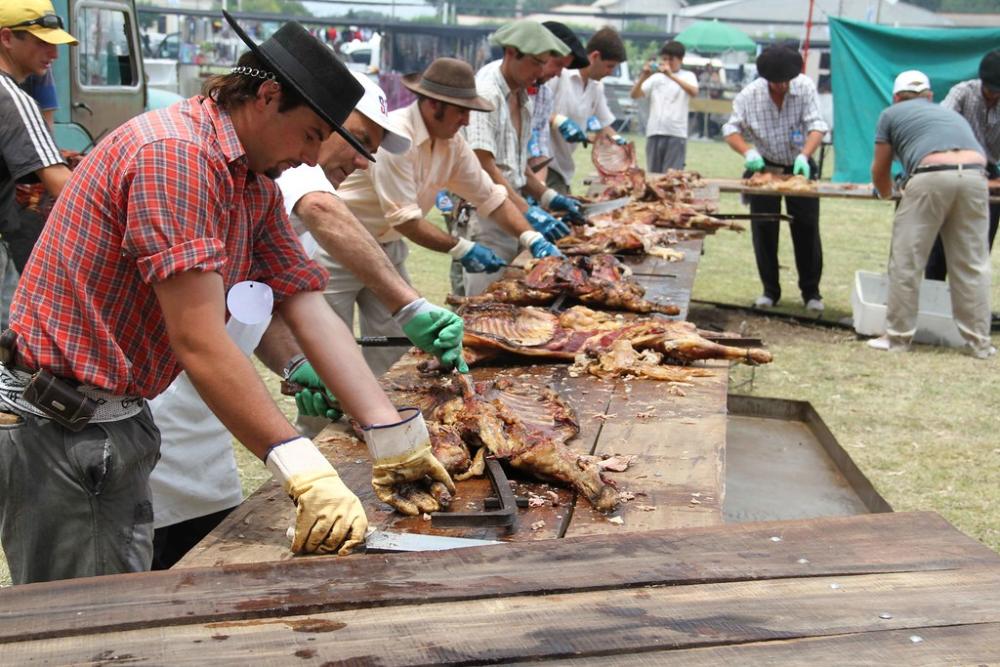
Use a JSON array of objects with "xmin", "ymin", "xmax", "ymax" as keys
[{"xmin": 679, "ymin": 0, "xmax": 951, "ymax": 28}]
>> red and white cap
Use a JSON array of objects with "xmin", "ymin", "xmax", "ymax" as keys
[{"xmin": 351, "ymin": 71, "xmax": 410, "ymax": 154}]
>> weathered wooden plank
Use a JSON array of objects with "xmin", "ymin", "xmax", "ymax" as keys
[
  {"xmin": 180, "ymin": 361, "xmax": 618, "ymax": 567},
  {"xmin": 2, "ymin": 512, "xmax": 996, "ymax": 644},
  {"xmin": 505, "ymin": 623, "xmax": 1000, "ymax": 666},
  {"xmin": 565, "ymin": 361, "xmax": 727, "ymax": 537},
  {"xmin": 8, "ymin": 567, "xmax": 1000, "ymax": 664}
]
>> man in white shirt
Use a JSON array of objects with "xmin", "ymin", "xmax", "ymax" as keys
[
  {"xmin": 630, "ymin": 40, "xmax": 698, "ymax": 173},
  {"xmin": 547, "ymin": 27, "xmax": 627, "ymax": 193},
  {"xmin": 149, "ymin": 72, "xmax": 459, "ymax": 568}
]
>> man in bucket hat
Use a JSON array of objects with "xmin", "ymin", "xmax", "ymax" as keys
[
  {"xmin": 925, "ymin": 49, "xmax": 1000, "ymax": 285},
  {"xmin": 461, "ymin": 20, "xmax": 580, "ymax": 296},
  {"xmin": 0, "ymin": 0, "xmax": 77, "ymax": 329},
  {"xmin": 869, "ymin": 69, "xmax": 994, "ymax": 359},
  {"xmin": 0, "ymin": 14, "xmax": 455, "ymax": 584},
  {"xmin": 723, "ymin": 44, "xmax": 828, "ymax": 314},
  {"xmin": 332, "ymin": 56, "xmax": 562, "ymax": 315}
]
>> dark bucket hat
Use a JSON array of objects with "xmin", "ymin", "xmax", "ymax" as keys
[
  {"xmin": 222, "ymin": 10, "xmax": 373, "ymax": 161},
  {"xmin": 401, "ymin": 58, "xmax": 494, "ymax": 112},
  {"xmin": 756, "ymin": 45, "xmax": 803, "ymax": 83},
  {"xmin": 980, "ymin": 49, "xmax": 1000, "ymax": 92},
  {"xmin": 543, "ymin": 21, "xmax": 588, "ymax": 70}
]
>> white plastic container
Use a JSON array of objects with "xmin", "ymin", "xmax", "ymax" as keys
[{"xmin": 851, "ymin": 270, "xmax": 966, "ymax": 347}]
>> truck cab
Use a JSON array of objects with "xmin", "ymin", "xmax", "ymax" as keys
[{"xmin": 50, "ymin": 0, "xmax": 181, "ymax": 151}]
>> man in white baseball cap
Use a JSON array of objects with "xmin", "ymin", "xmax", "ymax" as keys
[{"xmin": 148, "ymin": 72, "xmax": 464, "ymax": 569}]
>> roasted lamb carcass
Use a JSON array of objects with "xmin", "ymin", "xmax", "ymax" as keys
[
  {"xmin": 380, "ymin": 375, "xmax": 618, "ymax": 513},
  {"xmin": 447, "ymin": 255, "xmax": 681, "ymax": 316},
  {"xmin": 427, "ymin": 303, "xmax": 773, "ymax": 373},
  {"xmin": 595, "ymin": 201, "xmax": 741, "ymax": 233},
  {"xmin": 744, "ymin": 173, "xmax": 816, "ymax": 192},
  {"xmin": 556, "ymin": 224, "xmax": 683, "ymax": 258}
]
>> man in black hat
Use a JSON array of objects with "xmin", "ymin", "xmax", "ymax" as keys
[
  {"xmin": 926, "ymin": 49, "xmax": 1000, "ymax": 284},
  {"xmin": 0, "ymin": 15, "xmax": 455, "ymax": 584},
  {"xmin": 723, "ymin": 45, "xmax": 828, "ymax": 313}
]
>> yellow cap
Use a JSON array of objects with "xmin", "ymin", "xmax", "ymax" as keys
[{"xmin": 0, "ymin": 0, "xmax": 77, "ymax": 46}]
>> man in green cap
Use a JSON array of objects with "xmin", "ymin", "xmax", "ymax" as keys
[{"xmin": 461, "ymin": 20, "xmax": 579, "ymax": 296}]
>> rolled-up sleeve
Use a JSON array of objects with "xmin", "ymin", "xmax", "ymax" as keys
[
  {"xmin": 801, "ymin": 86, "xmax": 829, "ymax": 135},
  {"xmin": 371, "ymin": 149, "xmax": 424, "ymax": 227},
  {"xmin": 721, "ymin": 91, "xmax": 746, "ymax": 137},
  {"xmin": 449, "ymin": 141, "xmax": 507, "ymax": 217},
  {"xmin": 250, "ymin": 189, "xmax": 328, "ymax": 302}
]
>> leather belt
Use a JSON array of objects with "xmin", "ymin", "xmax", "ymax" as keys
[{"xmin": 912, "ymin": 163, "xmax": 986, "ymax": 175}]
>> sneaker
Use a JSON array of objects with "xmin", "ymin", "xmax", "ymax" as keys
[
  {"xmin": 867, "ymin": 335, "xmax": 910, "ymax": 353},
  {"xmin": 805, "ymin": 298, "xmax": 824, "ymax": 314},
  {"xmin": 753, "ymin": 295, "xmax": 774, "ymax": 309},
  {"xmin": 965, "ymin": 344, "xmax": 997, "ymax": 360}
]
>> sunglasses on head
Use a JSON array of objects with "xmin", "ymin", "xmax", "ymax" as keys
[{"xmin": 7, "ymin": 14, "xmax": 64, "ymax": 31}]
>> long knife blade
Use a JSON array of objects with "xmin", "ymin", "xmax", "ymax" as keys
[
  {"xmin": 364, "ymin": 530, "xmax": 502, "ymax": 553},
  {"xmin": 580, "ymin": 196, "xmax": 630, "ymax": 219}
]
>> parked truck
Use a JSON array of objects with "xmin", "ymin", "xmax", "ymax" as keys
[{"xmin": 50, "ymin": 0, "xmax": 182, "ymax": 151}]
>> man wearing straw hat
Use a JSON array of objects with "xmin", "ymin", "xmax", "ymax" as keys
[
  {"xmin": 0, "ymin": 14, "xmax": 455, "ymax": 583},
  {"xmin": 334, "ymin": 56, "xmax": 562, "ymax": 312},
  {"xmin": 461, "ymin": 20, "xmax": 579, "ymax": 296}
]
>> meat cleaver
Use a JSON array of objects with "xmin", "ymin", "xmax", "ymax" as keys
[{"xmin": 579, "ymin": 196, "xmax": 630, "ymax": 219}]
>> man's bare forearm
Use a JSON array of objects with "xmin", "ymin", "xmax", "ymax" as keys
[
  {"xmin": 295, "ymin": 192, "xmax": 418, "ymax": 314},
  {"xmin": 254, "ymin": 312, "xmax": 301, "ymax": 376},
  {"xmin": 395, "ymin": 217, "xmax": 460, "ymax": 253}
]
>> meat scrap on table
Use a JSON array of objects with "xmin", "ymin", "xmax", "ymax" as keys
[
  {"xmin": 362, "ymin": 374, "xmax": 620, "ymax": 514},
  {"xmin": 447, "ymin": 254, "xmax": 680, "ymax": 315},
  {"xmin": 744, "ymin": 172, "xmax": 816, "ymax": 192},
  {"xmin": 426, "ymin": 304, "xmax": 772, "ymax": 379}
]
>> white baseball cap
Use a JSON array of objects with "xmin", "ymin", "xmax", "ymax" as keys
[
  {"xmin": 892, "ymin": 70, "xmax": 931, "ymax": 95},
  {"xmin": 351, "ymin": 71, "xmax": 410, "ymax": 154}
]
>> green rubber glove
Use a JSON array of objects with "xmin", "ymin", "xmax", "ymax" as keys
[
  {"xmin": 289, "ymin": 360, "xmax": 343, "ymax": 421},
  {"xmin": 397, "ymin": 299, "xmax": 469, "ymax": 373},
  {"xmin": 793, "ymin": 154, "xmax": 811, "ymax": 179},
  {"xmin": 743, "ymin": 148, "xmax": 765, "ymax": 173}
]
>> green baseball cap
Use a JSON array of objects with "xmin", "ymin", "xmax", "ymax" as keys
[{"xmin": 490, "ymin": 20, "xmax": 570, "ymax": 57}]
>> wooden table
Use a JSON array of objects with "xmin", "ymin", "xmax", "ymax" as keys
[
  {"xmin": 179, "ymin": 239, "xmax": 728, "ymax": 568},
  {"xmin": 4, "ymin": 512, "xmax": 1000, "ymax": 663}
]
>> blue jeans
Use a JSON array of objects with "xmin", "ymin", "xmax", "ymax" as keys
[{"xmin": 0, "ymin": 406, "xmax": 161, "ymax": 584}]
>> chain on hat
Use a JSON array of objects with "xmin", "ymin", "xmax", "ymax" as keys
[{"xmin": 231, "ymin": 66, "xmax": 276, "ymax": 81}]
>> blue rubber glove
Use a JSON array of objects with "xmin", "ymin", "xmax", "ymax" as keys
[
  {"xmin": 611, "ymin": 134, "xmax": 628, "ymax": 146},
  {"xmin": 460, "ymin": 243, "xmax": 507, "ymax": 273},
  {"xmin": 546, "ymin": 192, "xmax": 586, "ymax": 225},
  {"xmin": 555, "ymin": 114, "xmax": 587, "ymax": 143},
  {"xmin": 528, "ymin": 234, "xmax": 562, "ymax": 259},
  {"xmin": 288, "ymin": 359, "xmax": 343, "ymax": 421},
  {"xmin": 395, "ymin": 299, "xmax": 469, "ymax": 373},
  {"xmin": 793, "ymin": 154, "xmax": 811, "ymax": 179},
  {"xmin": 525, "ymin": 205, "xmax": 571, "ymax": 242},
  {"xmin": 743, "ymin": 148, "xmax": 765, "ymax": 173}
]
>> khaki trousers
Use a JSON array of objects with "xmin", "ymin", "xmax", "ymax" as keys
[
  {"xmin": 316, "ymin": 239, "xmax": 411, "ymax": 377},
  {"xmin": 887, "ymin": 169, "xmax": 992, "ymax": 351}
]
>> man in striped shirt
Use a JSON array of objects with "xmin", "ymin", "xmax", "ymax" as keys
[{"xmin": 0, "ymin": 0, "xmax": 75, "ymax": 328}]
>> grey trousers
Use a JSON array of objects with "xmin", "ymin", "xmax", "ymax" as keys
[
  {"xmin": 887, "ymin": 169, "xmax": 992, "ymax": 351},
  {"xmin": 0, "ymin": 406, "xmax": 160, "ymax": 584},
  {"xmin": 316, "ymin": 239, "xmax": 411, "ymax": 377},
  {"xmin": 646, "ymin": 134, "xmax": 686, "ymax": 173},
  {"xmin": 462, "ymin": 209, "xmax": 520, "ymax": 298},
  {"xmin": 545, "ymin": 169, "xmax": 571, "ymax": 195}
]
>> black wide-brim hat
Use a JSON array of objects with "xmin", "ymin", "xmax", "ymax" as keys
[
  {"xmin": 222, "ymin": 10, "xmax": 373, "ymax": 161},
  {"xmin": 543, "ymin": 21, "xmax": 588, "ymax": 70},
  {"xmin": 756, "ymin": 45, "xmax": 803, "ymax": 83}
]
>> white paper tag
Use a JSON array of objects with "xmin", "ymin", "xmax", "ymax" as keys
[{"xmin": 226, "ymin": 280, "xmax": 273, "ymax": 325}]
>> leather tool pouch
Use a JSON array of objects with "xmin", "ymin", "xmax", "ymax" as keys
[{"xmin": 22, "ymin": 369, "xmax": 97, "ymax": 431}]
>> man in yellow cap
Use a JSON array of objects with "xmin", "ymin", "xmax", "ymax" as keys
[{"xmin": 0, "ymin": 0, "xmax": 76, "ymax": 328}]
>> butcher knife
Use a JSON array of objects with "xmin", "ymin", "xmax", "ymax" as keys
[
  {"xmin": 579, "ymin": 196, "xmax": 630, "ymax": 219},
  {"xmin": 285, "ymin": 526, "xmax": 502, "ymax": 553}
]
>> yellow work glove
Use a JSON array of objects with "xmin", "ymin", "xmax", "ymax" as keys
[
  {"xmin": 266, "ymin": 437, "xmax": 368, "ymax": 555},
  {"xmin": 363, "ymin": 408, "xmax": 457, "ymax": 516}
]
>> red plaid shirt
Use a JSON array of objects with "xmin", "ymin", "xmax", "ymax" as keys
[{"xmin": 10, "ymin": 96, "xmax": 328, "ymax": 398}]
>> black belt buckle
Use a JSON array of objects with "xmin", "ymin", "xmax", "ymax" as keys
[{"xmin": 22, "ymin": 369, "xmax": 97, "ymax": 431}]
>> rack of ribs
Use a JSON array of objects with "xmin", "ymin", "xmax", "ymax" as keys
[
  {"xmin": 423, "ymin": 303, "xmax": 772, "ymax": 376},
  {"xmin": 447, "ymin": 255, "xmax": 681, "ymax": 316},
  {"xmin": 378, "ymin": 375, "xmax": 619, "ymax": 513}
]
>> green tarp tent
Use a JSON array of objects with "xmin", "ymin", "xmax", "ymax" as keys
[{"xmin": 829, "ymin": 17, "xmax": 1000, "ymax": 183}]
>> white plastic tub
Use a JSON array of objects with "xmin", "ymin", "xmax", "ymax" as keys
[{"xmin": 851, "ymin": 270, "xmax": 966, "ymax": 347}]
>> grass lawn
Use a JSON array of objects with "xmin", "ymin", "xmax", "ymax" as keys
[{"xmin": 2, "ymin": 134, "xmax": 997, "ymax": 586}]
